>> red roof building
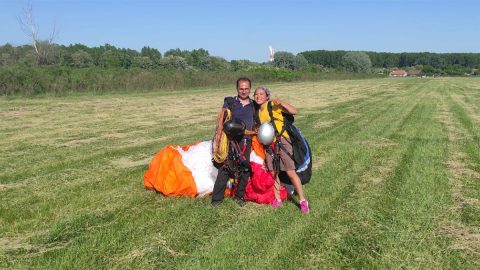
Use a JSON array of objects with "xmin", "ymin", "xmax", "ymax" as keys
[{"xmin": 389, "ymin": 70, "xmax": 407, "ymax": 77}]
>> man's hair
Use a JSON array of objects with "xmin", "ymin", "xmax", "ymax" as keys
[{"xmin": 236, "ymin": 77, "xmax": 251, "ymax": 89}]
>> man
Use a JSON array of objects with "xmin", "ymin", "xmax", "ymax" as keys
[{"xmin": 211, "ymin": 77, "xmax": 255, "ymax": 207}]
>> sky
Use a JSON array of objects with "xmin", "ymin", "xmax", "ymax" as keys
[{"xmin": 1, "ymin": 0, "xmax": 479, "ymax": 62}]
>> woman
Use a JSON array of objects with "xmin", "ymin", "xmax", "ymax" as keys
[{"xmin": 253, "ymin": 86, "xmax": 309, "ymax": 213}]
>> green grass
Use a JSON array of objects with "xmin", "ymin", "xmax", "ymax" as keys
[{"xmin": 1, "ymin": 78, "xmax": 480, "ymax": 269}]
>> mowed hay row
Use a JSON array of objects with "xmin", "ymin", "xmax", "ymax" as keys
[{"xmin": 1, "ymin": 77, "xmax": 480, "ymax": 269}]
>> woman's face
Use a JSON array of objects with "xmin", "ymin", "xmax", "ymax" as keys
[{"xmin": 254, "ymin": 88, "xmax": 268, "ymax": 105}]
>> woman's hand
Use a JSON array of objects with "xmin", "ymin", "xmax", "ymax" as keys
[
  {"xmin": 272, "ymin": 97, "xmax": 297, "ymax": 115},
  {"xmin": 272, "ymin": 98, "xmax": 283, "ymax": 106}
]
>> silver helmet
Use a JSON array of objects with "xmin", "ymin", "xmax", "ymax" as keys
[{"xmin": 258, "ymin": 122, "xmax": 275, "ymax": 145}]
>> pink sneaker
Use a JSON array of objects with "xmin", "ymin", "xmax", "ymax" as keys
[
  {"xmin": 300, "ymin": 200, "xmax": 310, "ymax": 213},
  {"xmin": 271, "ymin": 199, "xmax": 282, "ymax": 209}
]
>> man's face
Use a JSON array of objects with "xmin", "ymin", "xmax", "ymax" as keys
[{"xmin": 237, "ymin": 80, "xmax": 251, "ymax": 101}]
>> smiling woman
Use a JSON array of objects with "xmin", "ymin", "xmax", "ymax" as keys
[{"xmin": 254, "ymin": 86, "xmax": 310, "ymax": 213}]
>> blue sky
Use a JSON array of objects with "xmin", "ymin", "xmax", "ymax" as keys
[{"xmin": 1, "ymin": 0, "xmax": 479, "ymax": 62}]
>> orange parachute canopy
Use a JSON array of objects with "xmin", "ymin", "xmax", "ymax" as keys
[
  {"xmin": 144, "ymin": 144, "xmax": 197, "ymax": 197},
  {"xmin": 251, "ymin": 135, "xmax": 266, "ymax": 160}
]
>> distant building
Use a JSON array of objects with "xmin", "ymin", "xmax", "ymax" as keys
[
  {"xmin": 407, "ymin": 70, "xmax": 421, "ymax": 77},
  {"xmin": 389, "ymin": 69, "xmax": 407, "ymax": 77}
]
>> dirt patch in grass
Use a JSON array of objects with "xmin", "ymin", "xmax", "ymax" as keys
[
  {"xmin": 442, "ymin": 223, "xmax": 480, "ymax": 257},
  {"xmin": 438, "ymin": 96, "xmax": 480, "ymax": 260},
  {"xmin": 0, "ymin": 236, "xmax": 34, "ymax": 251},
  {"xmin": 359, "ymin": 158, "xmax": 397, "ymax": 187},
  {"xmin": 119, "ymin": 247, "xmax": 150, "ymax": 262},
  {"xmin": 61, "ymin": 137, "xmax": 100, "ymax": 147},
  {"xmin": 112, "ymin": 157, "xmax": 152, "ymax": 169},
  {"xmin": 269, "ymin": 80, "xmax": 373, "ymax": 110},
  {"xmin": 0, "ymin": 182, "xmax": 25, "ymax": 191},
  {"xmin": 438, "ymin": 101, "xmax": 479, "ymax": 209},
  {"xmin": 451, "ymin": 94, "xmax": 480, "ymax": 125},
  {"xmin": 314, "ymin": 120, "xmax": 336, "ymax": 129},
  {"xmin": 312, "ymin": 113, "xmax": 364, "ymax": 130},
  {"xmin": 312, "ymin": 155, "xmax": 329, "ymax": 170},
  {"xmin": 122, "ymin": 137, "xmax": 168, "ymax": 148},
  {"xmin": 361, "ymin": 137, "xmax": 397, "ymax": 148},
  {"xmin": 445, "ymin": 157, "xmax": 480, "ymax": 180},
  {"xmin": 0, "ymin": 232, "xmax": 70, "ymax": 257},
  {"xmin": 156, "ymin": 233, "xmax": 187, "ymax": 257}
]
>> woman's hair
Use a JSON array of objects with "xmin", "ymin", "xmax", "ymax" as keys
[{"xmin": 254, "ymin": 86, "xmax": 271, "ymax": 100}]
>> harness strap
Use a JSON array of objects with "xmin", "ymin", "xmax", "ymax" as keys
[
  {"xmin": 223, "ymin": 138, "xmax": 250, "ymax": 176},
  {"xmin": 276, "ymin": 138, "xmax": 295, "ymax": 161},
  {"xmin": 265, "ymin": 101, "xmax": 291, "ymax": 174},
  {"xmin": 268, "ymin": 101, "xmax": 287, "ymax": 138}
]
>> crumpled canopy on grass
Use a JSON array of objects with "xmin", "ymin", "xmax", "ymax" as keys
[{"xmin": 143, "ymin": 137, "xmax": 287, "ymax": 203}]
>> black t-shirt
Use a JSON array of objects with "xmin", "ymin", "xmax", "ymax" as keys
[{"xmin": 224, "ymin": 96, "xmax": 254, "ymax": 131}]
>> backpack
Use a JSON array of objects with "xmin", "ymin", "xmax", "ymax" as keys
[
  {"xmin": 212, "ymin": 97, "xmax": 253, "ymax": 171},
  {"xmin": 256, "ymin": 101, "xmax": 313, "ymax": 185}
]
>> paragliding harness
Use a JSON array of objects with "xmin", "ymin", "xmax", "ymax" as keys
[
  {"xmin": 215, "ymin": 97, "xmax": 253, "ymax": 179},
  {"xmin": 255, "ymin": 101, "xmax": 312, "ymax": 185}
]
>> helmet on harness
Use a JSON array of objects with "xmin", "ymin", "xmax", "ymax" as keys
[
  {"xmin": 258, "ymin": 121, "xmax": 275, "ymax": 145},
  {"xmin": 223, "ymin": 119, "xmax": 245, "ymax": 138}
]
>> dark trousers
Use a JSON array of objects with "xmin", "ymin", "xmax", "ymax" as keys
[{"xmin": 211, "ymin": 138, "xmax": 251, "ymax": 202}]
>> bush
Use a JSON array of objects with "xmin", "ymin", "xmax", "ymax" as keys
[
  {"xmin": 342, "ymin": 52, "xmax": 372, "ymax": 73},
  {"xmin": 442, "ymin": 64, "xmax": 470, "ymax": 76},
  {"xmin": 0, "ymin": 65, "xmax": 384, "ymax": 96}
]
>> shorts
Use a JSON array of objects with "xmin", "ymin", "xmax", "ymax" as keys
[{"xmin": 265, "ymin": 136, "xmax": 296, "ymax": 172}]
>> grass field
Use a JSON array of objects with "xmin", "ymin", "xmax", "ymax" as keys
[{"xmin": 1, "ymin": 77, "xmax": 480, "ymax": 269}]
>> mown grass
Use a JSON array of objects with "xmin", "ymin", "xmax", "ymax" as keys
[{"xmin": 1, "ymin": 78, "xmax": 480, "ymax": 269}]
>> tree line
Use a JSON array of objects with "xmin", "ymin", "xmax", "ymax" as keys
[
  {"xmin": 0, "ymin": 43, "xmax": 258, "ymax": 71},
  {"xmin": 1, "ymin": 42, "xmax": 479, "ymax": 96},
  {"xmin": 300, "ymin": 50, "xmax": 480, "ymax": 75},
  {"xmin": 2, "ymin": 43, "xmax": 478, "ymax": 74}
]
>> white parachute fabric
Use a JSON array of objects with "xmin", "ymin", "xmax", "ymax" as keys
[
  {"xmin": 177, "ymin": 141, "xmax": 218, "ymax": 197},
  {"xmin": 250, "ymin": 149, "xmax": 264, "ymax": 166}
]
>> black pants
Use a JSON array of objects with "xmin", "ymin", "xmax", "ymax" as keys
[{"xmin": 211, "ymin": 138, "xmax": 251, "ymax": 202}]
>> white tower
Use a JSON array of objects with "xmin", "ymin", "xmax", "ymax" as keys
[{"xmin": 269, "ymin": 46, "xmax": 275, "ymax": 62}]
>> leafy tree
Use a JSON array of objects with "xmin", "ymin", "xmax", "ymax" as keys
[
  {"xmin": 159, "ymin": 55, "xmax": 190, "ymax": 70},
  {"xmin": 132, "ymin": 56, "xmax": 155, "ymax": 69},
  {"xmin": 230, "ymin": 60, "xmax": 257, "ymax": 71},
  {"xmin": 140, "ymin": 46, "xmax": 162, "ymax": 64},
  {"xmin": 442, "ymin": 64, "xmax": 470, "ymax": 76},
  {"xmin": 273, "ymin": 51, "xmax": 296, "ymax": 70},
  {"xmin": 71, "ymin": 50, "xmax": 93, "ymax": 68},
  {"xmin": 421, "ymin": 65, "xmax": 439, "ymax": 75},
  {"xmin": 0, "ymin": 44, "xmax": 18, "ymax": 66},
  {"xmin": 301, "ymin": 50, "xmax": 346, "ymax": 68},
  {"xmin": 0, "ymin": 53, "xmax": 10, "ymax": 66},
  {"xmin": 101, "ymin": 50, "xmax": 122, "ymax": 68},
  {"xmin": 132, "ymin": 56, "xmax": 156, "ymax": 69},
  {"xmin": 342, "ymin": 52, "xmax": 372, "ymax": 73},
  {"xmin": 189, "ymin": 48, "xmax": 210, "ymax": 68},
  {"xmin": 164, "ymin": 48, "xmax": 189, "ymax": 58},
  {"xmin": 195, "ymin": 56, "xmax": 230, "ymax": 71},
  {"xmin": 163, "ymin": 48, "xmax": 210, "ymax": 68},
  {"xmin": 18, "ymin": 49, "xmax": 37, "ymax": 66},
  {"xmin": 294, "ymin": 54, "xmax": 309, "ymax": 70}
]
